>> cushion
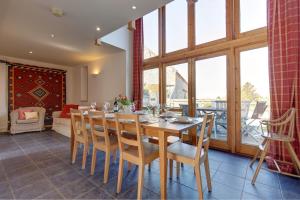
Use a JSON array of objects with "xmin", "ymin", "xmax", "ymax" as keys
[
  {"xmin": 17, "ymin": 119, "xmax": 39, "ymax": 124},
  {"xmin": 18, "ymin": 109, "xmax": 33, "ymax": 120},
  {"xmin": 24, "ymin": 112, "xmax": 39, "ymax": 120},
  {"xmin": 60, "ymin": 104, "xmax": 79, "ymax": 118}
]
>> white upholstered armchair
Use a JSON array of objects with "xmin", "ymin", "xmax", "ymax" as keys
[{"xmin": 10, "ymin": 107, "xmax": 45, "ymax": 134}]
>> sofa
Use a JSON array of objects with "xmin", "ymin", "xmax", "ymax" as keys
[
  {"xmin": 52, "ymin": 104, "xmax": 82, "ymax": 137},
  {"xmin": 52, "ymin": 111, "xmax": 71, "ymax": 137},
  {"xmin": 10, "ymin": 107, "xmax": 45, "ymax": 134}
]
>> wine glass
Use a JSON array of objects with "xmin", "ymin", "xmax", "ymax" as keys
[
  {"xmin": 130, "ymin": 102, "xmax": 136, "ymax": 112},
  {"xmin": 90, "ymin": 102, "xmax": 97, "ymax": 111},
  {"xmin": 103, "ymin": 102, "xmax": 110, "ymax": 113}
]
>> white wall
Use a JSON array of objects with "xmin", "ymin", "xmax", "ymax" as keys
[
  {"xmin": 0, "ymin": 55, "xmax": 75, "ymax": 132},
  {"xmin": 102, "ymin": 26, "xmax": 133, "ymax": 99},
  {"xmin": 73, "ymin": 52, "xmax": 126, "ymax": 106}
]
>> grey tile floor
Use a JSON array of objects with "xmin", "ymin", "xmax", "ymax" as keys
[{"xmin": 0, "ymin": 131, "xmax": 299, "ymax": 199}]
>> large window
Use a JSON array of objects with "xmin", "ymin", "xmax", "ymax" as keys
[
  {"xmin": 165, "ymin": 0, "xmax": 188, "ymax": 53},
  {"xmin": 166, "ymin": 63, "xmax": 188, "ymax": 107},
  {"xmin": 196, "ymin": 0, "xmax": 226, "ymax": 44},
  {"xmin": 142, "ymin": 0, "xmax": 268, "ymax": 154},
  {"xmin": 143, "ymin": 10, "xmax": 159, "ymax": 59},
  {"xmin": 240, "ymin": 0, "xmax": 267, "ymax": 32},
  {"xmin": 143, "ymin": 68, "xmax": 159, "ymax": 106}
]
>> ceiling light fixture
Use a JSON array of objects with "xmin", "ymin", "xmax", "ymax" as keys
[
  {"xmin": 132, "ymin": 5, "xmax": 137, "ymax": 10},
  {"xmin": 51, "ymin": 34, "xmax": 55, "ymax": 38},
  {"xmin": 28, "ymin": 51, "xmax": 33, "ymax": 54},
  {"xmin": 96, "ymin": 27, "xmax": 101, "ymax": 31},
  {"xmin": 51, "ymin": 7, "xmax": 64, "ymax": 17}
]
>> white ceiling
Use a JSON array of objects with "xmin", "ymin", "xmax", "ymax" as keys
[{"xmin": 0, "ymin": 0, "xmax": 171, "ymax": 66}]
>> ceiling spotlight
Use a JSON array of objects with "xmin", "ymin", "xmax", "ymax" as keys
[
  {"xmin": 51, "ymin": 34, "xmax": 55, "ymax": 38},
  {"xmin": 51, "ymin": 7, "xmax": 64, "ymax": 17},
  {"xmin": 96, "ymin": 27, "xmax": 101, "ymax": 31},
  {"xmin": 132, "ymin": 5, "xmax": 137, "ymax": 10},
  {"xmin": 28, "ymin": 51, "xmax": 33, "ymax": 54}
]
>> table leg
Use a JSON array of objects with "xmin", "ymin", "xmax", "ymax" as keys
[
  {"xmin": 158, "ymin": 130, "xmax": 167, "ymax": 199},
  {"xmin": 70, "ymin": 122, "xmax": 75, "ymax": 161}
]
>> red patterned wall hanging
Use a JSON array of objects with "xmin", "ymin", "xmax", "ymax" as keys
[{"xmin": 8, "ymin": 64, "xmax": 66, "ymax": 122}]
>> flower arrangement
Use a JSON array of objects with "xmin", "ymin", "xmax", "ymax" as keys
[{"xmin": 116, "ymin": 94, "xmax": 132, "ymax": 106}]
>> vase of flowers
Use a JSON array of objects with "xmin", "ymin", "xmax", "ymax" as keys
[{"xmin": 115, "ymin": 95, "xmax": 135, "ymax": 113}]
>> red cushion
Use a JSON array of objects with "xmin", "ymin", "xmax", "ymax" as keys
[
  {"xmin": 18, "ymin": 109, "xmax": 33, "ymax": 120},
  {"xmin": 60, "ymin": 104, "xmax": 79, "ymax": 118}
]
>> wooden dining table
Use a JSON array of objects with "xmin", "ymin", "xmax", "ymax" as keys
[{"xmin": 70, "ymin": 114, "xmax": 202, "ymax": 199}]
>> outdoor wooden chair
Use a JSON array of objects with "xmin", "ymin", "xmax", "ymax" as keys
[
  {"xmin": 167, "ymin": 113, "xmax": 215, "ymax": 199},
  {"xmin": 250, "ymin": 108, "xmax": 300, "ymax": 184},
  {"xmin": 243, "ymin": 101, "xmax": 268, "ymax": 138},
  {"xmin": 71, "ymin": 109, "xmax": 92, "ymax": 169},
  {"xmin": 89, "ymin": 111, "xmax": 118, "ymax": 183},
  {"xmin": 115, "ymin": 113, "xmax": 159, "ymax": 199}
]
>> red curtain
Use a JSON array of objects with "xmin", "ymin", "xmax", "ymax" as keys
[
  {"xmin": 267, "ymin": 0, "xmax": 300, "ymax": 173},
  {"xmin": 132, "ymin": 18, "xmax": 144, "ymax": 110}
]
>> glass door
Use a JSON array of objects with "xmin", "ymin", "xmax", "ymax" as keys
[
  {"xmin": 195, "ymin": 55, "xmax": 229, "ymax": 148},
  {"xmin": 236, "ymin": 46, "xmax": 270, "ymax": 154}
]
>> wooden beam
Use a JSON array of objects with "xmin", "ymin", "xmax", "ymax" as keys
[
  {"xmin": 188, "ymin": 0, "xmax": 196, "ymax": 50},
  {"xmin": 144, "ymin": 29, "xmax": 267, "ymax": 67},
  {"xmin": 159, "ymin": 7, "xmax": 166, "ymax": 57}
]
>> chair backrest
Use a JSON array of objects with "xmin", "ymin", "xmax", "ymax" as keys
[
  {"xmin": 241, "ymin": 101, "xmax": 251, "ymax": 119},
  {"xmin": 213, "ymin": 100, "xmax": 227, "ymax": 109},
  {"xmin": 268, "ymin": 108, "xmax": 296, "ymax": 138},
  {"xmin": 195, "ymin": 113, "xmax": 214, "ymax": 162},
  {"xmin": 70, "ymin": 109, "xmax": 89, "ymax": 141},
  {"xmin": 88, "ymin": 111, "xmax": 110, "ymax": 146},
  {"xmin": 179, "ymin": 104, "xmax": 189, "ymax": 116},
  {"xmin": 115, "ymin": 114, "xmax": 144, "ymax": 160},
  {"xmin": 251, "ymin": 101, "xmax": 267, "ymax": 119}
]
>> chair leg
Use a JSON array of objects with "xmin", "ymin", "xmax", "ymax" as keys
[
  {"xmin": 250, "ymin": 138, "xmax": 267, "ymax": 168},
  {"xmin": 251, "ymin": 140, "xmax": 270, "ymax": 184},
  {"xmin": 137, "ymin": 165, "xmax": 144, "ymax": 200},
  {"xmin": 195, "ymin": 165, "xmax": 203, "ymax": 200},
  {"xmin": 169, "ymin": 159, "xmax": 173, "ymax": 179},
  {"xmin": 117, "ymin": 156, "xmax": 124, "ymax": 193},
  {"xmin": 285, "ymin": 142, "xmax": 300, "ymax": 174},
  {"xmin": 72, "ymin": 142, "xmax": 78, "ymax": 164},
  {"xmin": 176, "ymin": 162, "xmax": 180, "ymax": 178},
  {"xmin": 250, "ymin": 149, "xmax": 260, "ymax": 168},
  {"xmin": 104, "ymin": 150, "xmax": 111, "ymax": 183},
  {"xmin": 204, "ymin": 156, "xmax": 212, "ymax": 192},
  {"xmin": 82, "ymin": 142, "xmax": 88, "ymax": 170},
  {"xmin": 90, "ymin": 147, "xmax": 97, "ymax": 175}
]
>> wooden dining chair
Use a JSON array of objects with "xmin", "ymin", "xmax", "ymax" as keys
[
  {"xmin": 89, "ymin": 111, "xmax": 118, "ymax": 183},
  {"xmin": 71, "ymin": 109, "xmax": 92, "ymax": 169},
  {"xmin": 167, "ymin": 113, "xmax": 215, "ymax": 199},
  {"xmin": 115, "ymin": 113, "xmax": 159, "ymax": 199},
  {"xmin": 250, "ymin": 108, "xmax": 300, "ymax": 184}
]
